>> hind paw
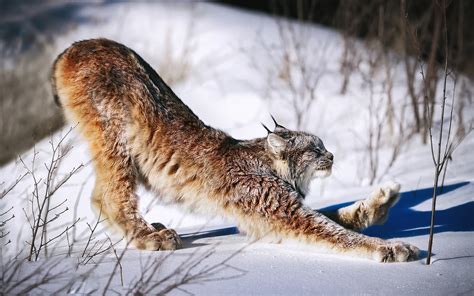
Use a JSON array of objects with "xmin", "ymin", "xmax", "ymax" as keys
[
  {"xmin": 133, "ymin": 228, "xmax": 182, "ymax": 251},
  {"xmin": 365, "ymin": 181, "xmax": 401, "ymax": 225}
]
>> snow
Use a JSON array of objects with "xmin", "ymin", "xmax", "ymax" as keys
[{"xmin": 1, "ymin": 1, "xmax": 473, "ymax": 295}]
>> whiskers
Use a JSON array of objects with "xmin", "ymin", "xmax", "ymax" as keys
[{"xmin": 327, "ymin": 162, "xmax": 355, "ymax": 187}]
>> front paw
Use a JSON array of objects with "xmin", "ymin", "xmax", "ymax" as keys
[{"xmin": 374, "ymin": 241, "xmax": 419, "ymax": 263}]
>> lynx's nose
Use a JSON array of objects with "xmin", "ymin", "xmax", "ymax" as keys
[{"xmin": 326, "ymin": 152, "xmax": 334, "ymax": 161}]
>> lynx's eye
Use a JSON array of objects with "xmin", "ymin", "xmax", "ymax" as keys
[{"xmin": 304, "ymin": 150, "xmax": 320, "ymax": 160}]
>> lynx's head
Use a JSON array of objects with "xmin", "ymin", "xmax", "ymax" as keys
[{"xmin": 263, "ymin": 117, "xmax": 333, "ymax": 197}]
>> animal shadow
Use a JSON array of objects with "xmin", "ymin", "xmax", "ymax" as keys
[
  {"xmin": 180, "ymin": 226, "xmax": 240, "ymax": 246},
  {"xmin": 320, "ymin": 181, "xmax": 473, "ymax": 239}
]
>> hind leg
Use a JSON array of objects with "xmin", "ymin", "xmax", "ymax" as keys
[
  {"xmin": 74, "ymin": 127, "xmax": 182, "ymax": 250},
  {"xmin": 320, "ymin": 182, "xmax": 401, "ymax": 231},
  {"xmin": 91, "ymin": 155, "xmax": 182, "ymax": 250},
  {"xmin": 55, "ymin": 52, "xmax": 181, "ymax": 250}
]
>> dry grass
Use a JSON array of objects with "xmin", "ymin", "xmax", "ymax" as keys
[{"xmin": 0, "ymin": 47, "xmax": 65, "ymax": 166}]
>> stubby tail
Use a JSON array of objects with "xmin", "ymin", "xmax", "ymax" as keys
[
  {"xmin": 50, "ymin": 50, "xmax": 67, "ymax": 107},
  {"xmin": 52, "ymin": 85, "xmax": 61, "ymax": 107}
]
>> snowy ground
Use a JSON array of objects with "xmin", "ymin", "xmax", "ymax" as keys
[{"xmin": 1, "ymin": 2, "xmax": 473, "ymax": 295}]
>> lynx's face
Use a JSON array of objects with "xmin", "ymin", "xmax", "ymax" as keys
[{"xmin": 265, "ymin": 125, "xmax": 333, "ymax": 196}]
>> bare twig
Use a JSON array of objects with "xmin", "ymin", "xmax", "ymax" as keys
[
  {"xmin": 0, "ymin": 173, "xmax": 27, "ymax": 200},
  {"xmin": 424, "ymin": 0, "xmax": 469, "ymax": 265},
  {"xmin": 19, "ymin": 128, "xmax": 83, "ymax": 261},
  {"xmin": 102, "ymin": 239, "xmax": 131, "ymax": 295},
  {"xmin": 124, "ymin": 242, "xmax": 249, "ymax": 295},
  {"xmin": 245, "ymin": 3, "xmax": 330, "ymax": 130}
]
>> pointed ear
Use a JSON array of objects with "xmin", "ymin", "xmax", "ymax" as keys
[{"xmin": 267, "ymin": 133, "xmax": 287, "ymax": 155}]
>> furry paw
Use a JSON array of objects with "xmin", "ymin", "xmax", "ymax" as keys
[
  {"xmin": 134, "ymin": 228, "xmax": 182, "ymax": 251},
  {"xmin": 380, "ymin": 181, "xmax": 401, "ymax": 203},
  {"xmin": 371, "ymin": 181, "xmax": 401, "ymax": 205},
  {"xmin": 365, "ymin": 181, "xmax": 401, "ymax": 225},
  {"xmin": 374, "ymin": 241, "xmax": 420, "ymax": 263},
  {"xmin": 156, "ymin": 228, "xmax": 183, "ymax": 250}
]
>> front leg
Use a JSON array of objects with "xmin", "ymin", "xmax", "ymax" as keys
[
  {"xmin": 236, "ymin": 178, "xmax": 418, "ymax": 262},
  {"xmin": 320, "ymin": 182, "xmax": 401, "ymax": 232},
  {"xmin": 287, "ymin": 204, "xmax": 417, "ymax": 262}
]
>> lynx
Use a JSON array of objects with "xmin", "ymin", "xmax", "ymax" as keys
[{"xmin": 52, "ymin": 38, "xmax": 419, "ymax": 262}]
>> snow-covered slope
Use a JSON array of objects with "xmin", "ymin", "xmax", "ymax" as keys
[{"xmin": 1, "ymin": 2, "xmax": 473, "ymax": 295}]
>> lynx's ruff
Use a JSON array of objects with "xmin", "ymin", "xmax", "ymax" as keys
[{"xmin": 52, "ymin": 39, "xmax": 419, "ymax": 262}]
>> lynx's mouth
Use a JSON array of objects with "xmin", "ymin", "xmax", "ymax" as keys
[{"xmin": 314, "ymin": 168, "xmax": 332, "ymax": 178}]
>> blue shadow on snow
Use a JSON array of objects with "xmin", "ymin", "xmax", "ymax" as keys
[{"xmin": 319, "ymin": 181, "xmax": 473, "ymax": 239}]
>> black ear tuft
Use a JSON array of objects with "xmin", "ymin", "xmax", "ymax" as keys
[
  {"xmin": 270, "ymin": 114, "xmax": 287, "ymax": 132},
  {"xmin": 261, "ymin": 123, "xmax": 272, "ymax": 134}
]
